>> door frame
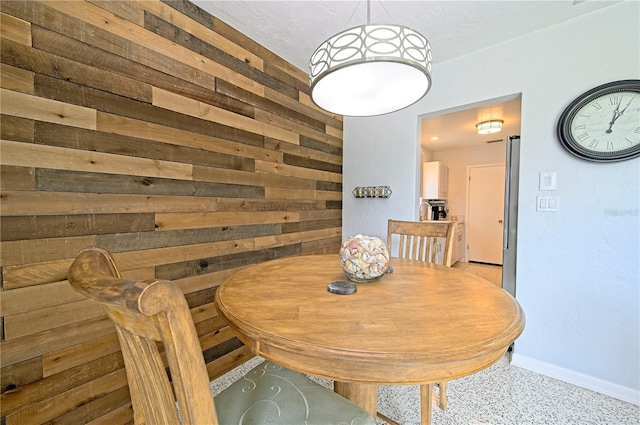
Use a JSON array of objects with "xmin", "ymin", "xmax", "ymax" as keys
[{"xmin": 464, "ymin": 162, "xmax": 505, "ymax": 264}]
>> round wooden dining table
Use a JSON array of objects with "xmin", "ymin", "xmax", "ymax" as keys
[{"xmin": 215, "ymin": 254, "xmax": 525, "ymax": 421}]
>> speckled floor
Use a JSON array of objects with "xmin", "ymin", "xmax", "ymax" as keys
[{"xmin": 211, "ymin": 354, "xmax": 639, "ymax": 425}]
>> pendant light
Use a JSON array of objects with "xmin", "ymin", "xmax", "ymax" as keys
[{"xmin": 309, "ymin": 1, "xmax": 432, "ymax": 117}]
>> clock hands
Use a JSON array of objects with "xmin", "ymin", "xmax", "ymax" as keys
[
  {"xmin": 619, "ymin": 95, "xmax": 636, "ymax": 115},
  {"xmin": 606, "ymin": 95, "xmax": 636, "ymax": 133}
]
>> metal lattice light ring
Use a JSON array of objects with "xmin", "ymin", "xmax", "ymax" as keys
[
  {"xmin": 310, "ymin": 25, "xmax": 431, "ymax": 80},
  {"xmin": 309, "ymin": 24, "xmax": 432, "ymax": 116}
]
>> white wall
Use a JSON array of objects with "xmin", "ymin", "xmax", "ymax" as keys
[
  {"xmin": 344, "ymin": 112, "xmax": 421, "ymax": 239},
  {"xmin": 343, "ymin": 1, "xmax": 639, "ymax": 403}
]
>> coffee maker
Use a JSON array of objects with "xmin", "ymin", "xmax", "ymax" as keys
[{"xmin": 422, "ymin": 199, "xmax": 448, "ymax": 221}]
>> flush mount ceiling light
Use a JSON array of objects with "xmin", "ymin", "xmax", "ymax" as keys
[
  {"xmin": 476, "ymin": 120, "xmax": 504, "ymax": 135},
  {"xmin": 309, "ymin": 1, "xmax": 432, "ymax": 117}
]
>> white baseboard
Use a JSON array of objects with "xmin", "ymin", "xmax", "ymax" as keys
[{"xmin": 511, "ymin": 353, "xmax": 639, "ymax": 405}]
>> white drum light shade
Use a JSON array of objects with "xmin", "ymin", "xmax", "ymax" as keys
[
  {"xmin": 476, "ymin": 120, "xmax": 504, "ymax": 135},
  {"xmin": 309, "ymin": 24, "xmax": 432, "ymax": 117}
]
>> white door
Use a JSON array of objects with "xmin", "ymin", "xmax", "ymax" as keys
[{"xmin": 467, "ymin": 164, "xmax": 505, "ymax": 265}]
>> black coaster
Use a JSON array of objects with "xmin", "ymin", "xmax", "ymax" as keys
[{"xmin": 327, "ymin": 281, "xmax": 357, "ymax": 295}]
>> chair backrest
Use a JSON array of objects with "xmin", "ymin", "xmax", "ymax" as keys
[
  {"xmin": 67, "ymin": 247, "xmax": 218, "ymax": 425},
  {"xmin": 387, "ymin": 219, "xmax": 455, "ymax": 266}
]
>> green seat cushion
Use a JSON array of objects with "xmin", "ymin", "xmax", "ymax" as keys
[{"xmin": 214, "ymin": 361, "xmax": 376, "ymax": 425}]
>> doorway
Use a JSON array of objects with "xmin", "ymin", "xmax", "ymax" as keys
[
  {"xmin": 466, "ymin": 164, "xmax": 506, "ymax": 265},
  {"xmin": 418, "ymin": 93, "xmax": 521, "ymax": 293}
]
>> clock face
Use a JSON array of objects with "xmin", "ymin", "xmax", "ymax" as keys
[{"xmin": 558, "ymin": 80, "xmax": 640, "ymax": 162}]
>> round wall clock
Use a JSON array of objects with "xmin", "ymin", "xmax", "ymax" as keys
[{"xmin": 557, "ymin": 79, "xmax": 640, "ymax": 162}]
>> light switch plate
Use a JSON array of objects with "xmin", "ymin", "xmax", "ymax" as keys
[
  {"xmin": 537, "ymin": 196, "xmax": 559, "ymax": 212},
  {"xmin": 539, "ymin": 172, "xmax": 557, "ymax": 190}
]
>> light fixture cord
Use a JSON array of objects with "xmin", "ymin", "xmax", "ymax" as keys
[
  {"xmin": 366, "ymin": 1, "xmax": 392, "ymax": 25},
  {"xmin": 345, "ymin": 1, "xmax": 364, "ymax": 27}
]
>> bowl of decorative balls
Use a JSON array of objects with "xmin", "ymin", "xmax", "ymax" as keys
[{"xmin": 339, "ymin": 234, "xmax": 390, "ymax": 282}]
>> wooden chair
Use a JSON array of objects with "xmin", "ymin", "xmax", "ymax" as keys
[
  {"xmin": 387, "ymin": 219, "xmax": 455, "ymax": 266},
  {"xmin": 386, "ymin": 219, "xmax": 456, "ymax": 425},
  {"xmin": 67, "ymin": 247, "xmax": 376, "ymax": 425}
]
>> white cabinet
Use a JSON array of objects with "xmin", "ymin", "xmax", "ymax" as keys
[
  {"xmin": 449, "ymin": 222, "xmax": 464, "ymax": 266},
  {"xmin": 430, "ymin": 220, "xmax": 463, "ymax": 266},
  {"xmin": 435, "ymin": 238, "xmax": 446, "ymax": 265},
  {"xmin": 422, "ymin": 161, "xmax": 448, "ymax": 200}
]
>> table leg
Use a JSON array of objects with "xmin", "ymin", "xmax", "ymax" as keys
[
  {"xmin": 333, "ymin": 381, "xmax": 377, "ymax": 418},
  {"xmin": 420, "ymin": 383, "xmax": 433, "ymax": 425}
]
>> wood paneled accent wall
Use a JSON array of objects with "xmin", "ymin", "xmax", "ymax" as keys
[{"xmin": 0, "ymin": 1, "xmax": 343, "ymax": 423}]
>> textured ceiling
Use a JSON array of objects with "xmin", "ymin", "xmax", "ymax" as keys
[
  {"xmin": 192, "ymin": 0, "xmax": 618, "ymax": 152},
  {"xmin": 193, "ymin": 0, "xmax": 617, "ymax": 72}
]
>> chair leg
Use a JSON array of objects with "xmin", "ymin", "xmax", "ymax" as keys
[
  {"xmin": 376, "ymin": 411, "xmax": 401, "ymax": 425},
  {"xmin": 420, "ymin": 383, "xmax": 433, "ymax": 425},
  {"xmin": 437, "ymin": 381, "xmax": 447, "ymax": 410}
]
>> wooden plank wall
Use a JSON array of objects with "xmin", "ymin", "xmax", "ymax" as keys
[{"xmin": 0, "ymin": 1, "xmax": 343, "ymax": 423}]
